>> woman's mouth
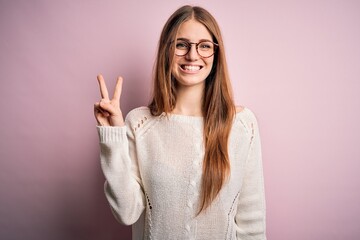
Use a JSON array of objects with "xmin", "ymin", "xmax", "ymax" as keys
[{"xmin": 180, "ymin": 65, "xmax": 203, "ymax": 72}]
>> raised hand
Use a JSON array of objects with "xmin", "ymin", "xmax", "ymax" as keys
[{"xmin": 94, "ymin": 75, "xmax": 125, "ymax": 126}]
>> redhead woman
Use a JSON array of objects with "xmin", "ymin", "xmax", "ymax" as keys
[{"xmin": 94, "ymin": 5, "xmax": 266, "ymax": 240}]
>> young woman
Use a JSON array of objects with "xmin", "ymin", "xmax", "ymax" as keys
[{"xmin": 94, "ymin": 5, "xmax": 266, "ymax": 240}]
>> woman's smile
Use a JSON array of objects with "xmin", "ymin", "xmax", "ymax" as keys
[{"xmin": 179, "ymin": 64, "xmax": 203, "ymax": 73}]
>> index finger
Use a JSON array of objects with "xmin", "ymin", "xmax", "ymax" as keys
[
  {"xmin": 113, "ymin": 76, "xmax": 123, "ymax": 101},
  {"xmin": 97, "ymin": 74, "xmax": 109, "ymax": 99}
]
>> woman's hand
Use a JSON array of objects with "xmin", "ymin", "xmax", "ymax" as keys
[{"xmin": 94, "ymin": 75, "xmax": 125, "ymax": 127}]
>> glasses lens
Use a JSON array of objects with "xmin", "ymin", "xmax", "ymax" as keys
[
  {"xmin": 175, "ymin": 40, "xmax": 190, "ymax": 56},
  {"xmin": 197, "ymin": 41, "xmax": 215, "ymax": 58}
]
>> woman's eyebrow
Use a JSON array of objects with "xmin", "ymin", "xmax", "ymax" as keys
[
  {"xmin": 176, "ymin": 37, "xmax": 190, "ymax": 41},
  {"xmin": 176, "ymin": 37, "xmax": 212, "ymax": 42}
]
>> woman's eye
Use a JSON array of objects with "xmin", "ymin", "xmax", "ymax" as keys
[
  {"xmin": 199, "ymin": 43, "xmax": 212, "ymax": 49},
  {"xmin": 176, "ymin": 42, "xmax": 188, "ymax": 49}
]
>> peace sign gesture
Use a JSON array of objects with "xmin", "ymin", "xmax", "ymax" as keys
[{"xmin": 94, "ymin": 75, "xmax": 125, "ymax": 127}]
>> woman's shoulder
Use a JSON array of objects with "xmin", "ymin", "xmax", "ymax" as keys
[
  {"xmin": 234, "ymin": 105, "xmax": 259, "ymax": 126},
  {"xmin": 124, "ymin": 106, "xmax": 156, "ymax": 131},
  {"xmin": 236, "ymin": 105, "xmax": 245, "ymax": 113},
  {"xmin": 125, "ymin": 106, "xmax": 151, "ymax": 118},
  {"xmin": 233, "ymin": 105, "xmax": 261, "ymax": 141}
]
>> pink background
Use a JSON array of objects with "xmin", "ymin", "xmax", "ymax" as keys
[{"xmin": 1, "ymin": 0, "xmax": 359, "ymax": 239}]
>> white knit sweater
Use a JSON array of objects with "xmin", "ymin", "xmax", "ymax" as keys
[{"xmin": 97, "ymin": 106, "xmax": 266, "ymax": 240}]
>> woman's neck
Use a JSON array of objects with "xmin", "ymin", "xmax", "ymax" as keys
[{"xmin": 172, "ymin": 83, "xmax": 204, "ymax": 116}]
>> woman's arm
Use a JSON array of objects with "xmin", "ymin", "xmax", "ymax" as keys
[
  {"xmin": 235, "ymin": 112, "xmax": 266, "ymax": 239},
  {"xmin": 97, "ymin": 125, "xmax": 145, "ymax": 225},
  {"xmin": 94, "ymin": 75, "xmax": 145, "ymax": 225}
]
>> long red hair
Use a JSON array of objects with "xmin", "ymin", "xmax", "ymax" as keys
[{"xmin": 148, "ymin": 5, "xmax": 235, "ymax": 214}]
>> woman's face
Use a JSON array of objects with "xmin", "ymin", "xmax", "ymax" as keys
[{"xmin": 171, "ymin": 19, "xmax": 214, "ymax": 88}]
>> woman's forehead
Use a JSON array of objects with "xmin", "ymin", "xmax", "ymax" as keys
[{"xmin": 176, "ymin": 19, "xmax": 212, "ymax": 42}]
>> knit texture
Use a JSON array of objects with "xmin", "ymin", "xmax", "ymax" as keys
[{"xmin": 97, "ymin": 106, "xmax": 266, "ymax": 240}]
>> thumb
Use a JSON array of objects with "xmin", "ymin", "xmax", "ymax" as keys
[{"xmin": 99, "ymin": 101, "xmax": 118, "ymax": 116}]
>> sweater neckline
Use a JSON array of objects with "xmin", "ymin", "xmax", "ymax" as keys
[{"xmin": 164, "ymin": 107, "xmax": 248, "ymax": 123}]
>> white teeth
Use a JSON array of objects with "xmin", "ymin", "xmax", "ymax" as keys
[{"xmin": 183, "ymin": 65, "xmax": 201, "ymax": 71}]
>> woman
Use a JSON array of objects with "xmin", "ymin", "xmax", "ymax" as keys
[{"xmin": 94, "ymin": 5, "xmax": 266, "ymax": 240}]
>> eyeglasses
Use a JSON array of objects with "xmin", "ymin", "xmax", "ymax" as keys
[{"xmin": 173, "ymin": 39, "xmax": 218, "ymax": 58}]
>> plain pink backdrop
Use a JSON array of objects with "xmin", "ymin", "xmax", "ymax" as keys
[{"xmin": 1, "ymin": 0, "xmax": 359, "ymax": 239}]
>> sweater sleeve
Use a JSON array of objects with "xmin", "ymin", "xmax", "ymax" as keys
[
  {"xmin": 235, "ymin": 111, "xmax": 266, "ymax": 239},
  {"xmin": 97, "ymin": 125, "xmax": 145, "ymax": 225}
]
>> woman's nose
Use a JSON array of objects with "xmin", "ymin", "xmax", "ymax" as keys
[{"xmin": 185, "ymin": 45, "xmax": 199, "ymax": 61}]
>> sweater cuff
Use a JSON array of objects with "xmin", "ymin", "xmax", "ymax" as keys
[{"xmin": 97, "ymin": 126, "xmax": 127, "ymax": 143}]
